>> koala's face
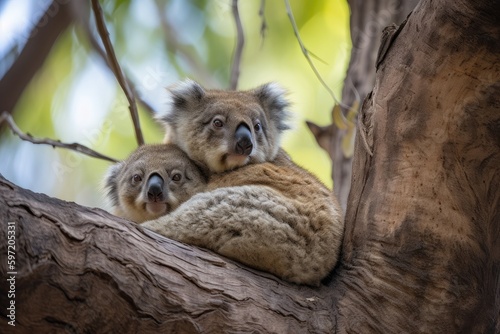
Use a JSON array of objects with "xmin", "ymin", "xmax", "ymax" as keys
[
  {"xmin": 104, "ymin": 144, "xmax": 207, "ymax": 223},
  {"xmin": 156, "ymin": 80, "xmax": 291, "ymax": 173}
]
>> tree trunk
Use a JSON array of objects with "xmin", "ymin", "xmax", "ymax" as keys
[
  {"xmin": 1, "ymin": 0, "xmax": 499, "ymax": 332},
  {"xmin": 336, "ymin": 0, "xmax": 500, "ymax": 332},
  {"xmin": 307, "ymin": 0, "xmax": 418, "ymax": 211}
]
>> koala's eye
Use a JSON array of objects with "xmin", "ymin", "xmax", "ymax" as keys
[
  {"xmin": 213, "ymin": 119, "xmax": 224, "ymax": 128},
  {"xmin": 254, "ymin": 122, "xmax": 262, "ymax": 132},
  {"xmin": 132, "ymin": 174, "xmax": 142, "ymax": 183},
  {"xmin": 172, "ymin": 173, "xmax": 182, "ymax": 182}
]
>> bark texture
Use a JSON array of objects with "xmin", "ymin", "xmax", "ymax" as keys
[
  {"xmin": 307, "ymin": 0, "xmax": 418, "ymax": 210},
  {"xmin": 336, "ymin": 0, "xmax": 500, "ymax": 332},
  {"xmin": 0, "ymin": 0, "xmax": 499, "ymax": 333},
  {"xmin": 0, "ymin": 176, "xmax": 336, "ymax": 333}
]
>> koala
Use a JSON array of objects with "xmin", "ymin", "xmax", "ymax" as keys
[
  {"xmin": 104, "ymin": 143, "xmax": 207, "ymax": 223},
  {"xmin": 156, "ymin": 79, "xmax": 290, "ymax": 172},
  {"xmin": 143, "ymin": 80, "xmax": 344, "ymax": 286}
]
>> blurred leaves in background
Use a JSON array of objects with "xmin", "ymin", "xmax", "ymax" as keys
[{"xmin": 0, "ymin": 0, "xmax": 350, "ymax": 208}]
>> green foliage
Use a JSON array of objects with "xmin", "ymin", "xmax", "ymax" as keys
[{"xmin": 0, "ymin": 0, "xmax": 350, "ymax": 208}]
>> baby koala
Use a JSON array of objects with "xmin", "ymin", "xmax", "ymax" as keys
[{"xmin": 104, "ymin": 144, "xmax": 207, "ymax": 223}]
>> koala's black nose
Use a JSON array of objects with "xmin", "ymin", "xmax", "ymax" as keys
[
  {"xmin": 147, "ymin": 174, "xmax": 164, "ymax": 202},
  {"xmin": 234, "ymin": 123, "xmax": 253, "ymax": 156}
]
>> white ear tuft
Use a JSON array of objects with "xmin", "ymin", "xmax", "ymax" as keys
[
  {"xmin": 252, "ymin": 82, "xmax": 292, "ymax": 132},
  {"xmin": 154, "ymin": 79, "xmax": 205, "ymax": 127},
  {"xmin": 102, "ymin": 161, "xmax": 124, "ymax": 207},
  {"xmin": 258, "ymin": 82, "xmax": 287, "ymax": 101},
  {"xmin": 169, "ymin": 79, "xmax": 205, "ymax": 102}
]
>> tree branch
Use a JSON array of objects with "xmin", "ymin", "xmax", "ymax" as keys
[
  {"xmin": 74, "ymin": 5, "xmax": 157, "ymax": 117},
  {"xmin": 86, "ymin": 35, "xmax": 157, "ymax": 117},
  {"xmin": 0, "ymin": 0, "xmax": 72, "ymax": 116},
  {"xmin": 0, "ymin": 175, "xmax": 336, "ymax": 332},
  {"xmin": 0, "ymin": 111, "xmax": 118, "ymax": 163},
  {"xmin": 284, "ymin": 0, "xmax": 350, "ymax": 128},
  {"xmin": 230, "ymin": 0, "xmax": 244, "ymax": 90},
  {"xmin": 90, "ymin": 0, "xmax": 144, "ymax": 146}
]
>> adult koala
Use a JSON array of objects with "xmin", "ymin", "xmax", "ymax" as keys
[{"xmin": 143, "ymin": 80, "xmax": 343, "ymax": 286}]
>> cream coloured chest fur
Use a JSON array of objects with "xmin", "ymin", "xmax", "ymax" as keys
[{"xmin": 143, "ymin": 80, "xmax": 344, "ymax": 286}]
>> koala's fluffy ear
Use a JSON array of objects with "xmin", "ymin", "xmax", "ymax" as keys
[
  {"xmin": 252, "ymin": 82, "xmax": 292, "ymax": 132},
  {"xmin": 155, "ymin": 79, "xmax": 205, "ymax": 126},
  {"xmin": 103, "ymin": 162, "xmax": 124, "ymax": 207}
]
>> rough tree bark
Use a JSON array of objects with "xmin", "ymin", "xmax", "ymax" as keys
[
  {"xmin": 0, "ymin": 0, "xmax": 499, "ymax": 332},
  {"xmin": 0, "ymin": 176, "xmax": 336, "ymax": 333},
  {"xmin": 334, "ymin": 0, "xmax": 500, "ymax": 332},
  {"xmin": 307, "ymin": 0, "xmax": 418, "ymax": 211}
]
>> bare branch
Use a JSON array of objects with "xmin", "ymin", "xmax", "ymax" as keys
[
  {"xmin": 90, "ymin": 0, "xmax": 144, "ymax": 146},
  {"xmin": 284, "ymin": 0, "xmax": 350, "ymax": 128},
  {"xmin": 0, "ymin": 0, "xmax": 72, "ymax": 116},
  {"xmin": 0, "ymin": 112, "xmax": 118, "ymax": 163},
  {"xmin": 78, "ymin": 17, "xmax": 157, "ymax": 117},
  {"xmin": 125, "ymin": 80, "xmax": 157, "ymax": 117},
  {"xmin": 307, "ymin": 49, "xmax": 329, "ymax": 65},
  {"xmin": 230, "ymin": 0, "xmax": 244, "ymax": 90},
  {"xmin": 153, "ymin": 0, "xmax": 219, "ymax": 88}
]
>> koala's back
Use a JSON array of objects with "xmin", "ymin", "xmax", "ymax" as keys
[
  {"xmin": 208, "ymin": 150, "xmax": 343, "ymax": 281},
  {"xmin": 144, "ymin": 149, "xmax": 344, "ymax": 286},
  {"xmin": 209, "ymin": 149, "xmax": 333, "ymax": 200},
  {"xmin": 208, "ymin": 150, "xmax": 340, "ymax": 231}
]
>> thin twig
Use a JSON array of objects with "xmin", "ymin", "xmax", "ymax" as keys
[
  {"xmin": 307, "ymin": 49, "xmax": 329, "ymax": 66},
  {"xmin": 91, "ymin": 0, "xmax": 144, "ymax": 146},
  {"xmin": 0, "ymin": 112, "xmax": 118, "ymax": 163},
  {"xmin": 125, "ymin": 80, "xmax": 157, "ymax": 117},
  {"xmin": 230, "ymin": 0, "xmax": 244, "ymax": 90},
  {"xmin": 79, "ymin": 17, "xmax": 157, "ymax": 117},
  {"xmin": 284, "ymin": 0, "xmax": 349, "ymax": 127}
]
